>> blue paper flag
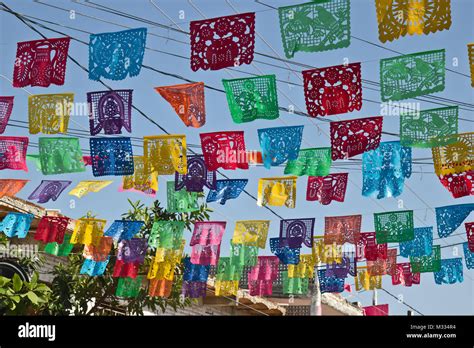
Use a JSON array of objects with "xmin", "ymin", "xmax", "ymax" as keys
[
  {"xmin": 80, "ymin": 257, "xmax": 110, "ymax": 276},
  {"xmin": 436, "ymin": 204, "xmax": 474, "ymax": 238},
  {"xmin": 399, "ymin": 226, "xmax": 433, "ymax": 258},
  {"xmin": 434, "ymin": 258, "xmax": 463, "ymax": 285},
  {"xmin": 258, "ymin": 125, "xmax": 304, "ymax": 169},
  {"xmin": 104, "ymin": 220, "xmax": 144, "ymax": 241},
  {"xmin": 269, "ymin": 238, "xmax": 300, "ymax": 265},
  {"xmin": 0, "ymin": 212, "xmax": 33, "ymax": 238},
  {"xmin": 90, "ymin": 137, "xmax": 134, "ymax": 177},
  {"xmin": 318, "ymin": 269, "xmax": 345, "ymax": 293},
  {"xmin": 463, "ymin": 243, "xmax": 474, "ymax": 269},
  {"xmin": 183, "ymin": 257, "xmax": 210, "ymax": 282},
  {"xmin": 206, "ymin": 179, "xmax": 248, "ymax": 205}
]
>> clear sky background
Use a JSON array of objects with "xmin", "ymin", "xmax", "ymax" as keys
[{"xmin": 1, "ymin": 0, "xmax": 473, "ymax": 315}]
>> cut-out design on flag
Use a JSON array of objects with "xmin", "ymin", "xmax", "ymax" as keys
[
  {"xmin": 148, "ymin": 220, "xmax": 185, "ymax": 250},
  {"xmin": 69, "ymin": 181, "xmax": 112, "ymax": 198},
  {"xmin": 392, "ymin": 262, "xmax": 420, "ymax": 287},
  {"xmin": 175, "ymin": 155, "xmax": 215, "ymax": 193},
  {"xmin": 306, "ymin": 173, "xmax": 348, "ymax": 205},
  {"xmin": 28, "ymin": 180, "xmax": 71, "ymax": 203},
  {"xmin": 0, "ymin": 96, "xmax": 14, "ymax": 134},
  {"xmin": 330, "ymin": 116, "xmax": 383, "ymax": 160},
  {"xmin": 39, "ymin": 137, "xmax": 84, "ymax": 175},
  {"xmin": 367, "ymin": 248, "xmax": 397, "ymax": 276},
  {"xmin": 257, "ymin": 176, "xmax": 297, "ymax": 208},
  {"xmin": 270, "ymin": 238, "xmax": 301, "ymax": 265},
  {"xmin": 167, "ymin": 181, "xmax": 199, "ymax": 213},
  {"xmin": 206, "ymin": 179, "xmax": 247, "ymax": 205},
  {"xmin": 399, "ymin": 226, "xmax": 433, "ymax": 258},
  {"xmin": 144, "ymin": 135, "xmax": 187, "ymax": 175},
  {"xmin": 71, "ymin": 218, "xmax": 107, "ymax": 246},
  {"xmin": 190, "ymin": 221, "xmax": 226, "ymax": 266},
  {"xmin": 318, "ymin": 269, "xmax": 345, "ymax": 293},
  {"xmin": 0, "ymin": 212, "xmax": 33, "ymax": 238},
  {"xmin": 155, "ymin": 82, "xmax": 205, "ymax": 128},
  {"xmin": 375, "ymin": 0, "xmax": 451, "ymax": 43},
  {"xmin": 363, "ymin": 304, "xmax": 388, "ymax": 316},
  {"xmin": 83, "ymin": 236, "xmax": 113, "ymax": 262},
  {"xmin": 200, "ymin": 131, "xmax": 248, "ymax": 171},
  {"xmin": 34, "ymin": 216, "xmax": 70, "ymax": 244},
  {"xmin": 230, "ymin": 242, "xmax": 259, "ymax": 268},
  {"xmin": 87, "ymin": 90, "xmax": 132, "ymax": 135},
  {"xmin": 0, "ymin": 179, "xmax": 29, "ymax": 198},
  {"xmin": 223, "ymin": 75, "xmax": 279, "ymax": 124},
  {"xmin": 90, "ymin": 137, "xmax": 134, "ymax": 177},
  {"xmin": 183, "ymin": 257, "xmax": 210, "ymax": 282},
  {"xmin": 113, "ymin": 260, "xmax": 140, "ymax": 279},
  {"xmin": 466, "ymin": 222, "xmax": 474, "ymax": 252},
  {"xmin": 248, "ymin": 256, "xmax": 279, "ymax": 297},
  {"xmin": 325, "ymin": 253, "xmax": 357, "ymax": 279},
  {"xmin": 13, "ymin": 37, "xmax": 70, "ymax": 87},
  {"xmin": 44, "ymin": 233, "xmax": 74, "ymax": 257},
  {"xmin": 278, "ymin": 0, "xmax": 350, "ymax": 59},
  {"xmin": 303, "ymin": 62, "xmax": 362, "ymax": 117},
  {"xmin": 190, "ymin": 13, "xmax": 255, "ymax": 71},
  {"xmin": 356, "ymin": 232, "xmax": 388, "ymax": 262},
  {"xmin": 324, "ymin": 214, "xmax": 361, "ymax": 245},
  {"xmin": 104, "ymin": 220, "xmax": 144, "ymax": 242},
  {"xmin": 89, "ymin": 28, "xmax": 147, "ymax": 81},
  {"xmin": 380, "ymin": 49, "xmax": 445, "ymax": 101},
  {"xmin": 287, "ymin": 254, "xmax": 316, "ymax": 278},
  {"xmin": 374, "ymin": 210, "xmax": 414, "ymax": 243},
  {"xmin": 148, "ymin": 243, "xmax": 184, "ymax": 281},
  {"xmin": 117, "ymin": 238, "xmax": 148, "ymax": 264},
  {"xmin": 80, "ymin": 257, "xmax": 109, "ymax": 276},
  {"xmin": 279, "ymin": 218, "xmax": 314, "ymax": 248},
  {"xmin": 469, "ymin": 44, "xmax": 474, "ymax": 87},
  {"xmin": 363, "ymin": 141, "xmax": 412, "ymax": 199},
  {"xmin": 354, "ymin": 270, "xmax": 382, "ymax": 291},
  {"xmin": 28, "ymin": 94, "xmax": 73, "ymax": 134},
  {"xmin": 215, "ymin": 280, "xmax": 239, "ymax": 297},
  {"xmin": 432, "ymin": 132, "xmax": 474, "ymax": 176},
  {"xmin": 116, "ymin": 276, "xmax": 143, "ymax": 298},
  {"xmin": 216, "ymin": 257, "xmax": 243, "ymax": 281},
  {"xmin": 434, "ymin": 258, "xmax": 463, "ymax": 285},
  {"xmin": 284, "ymin": 148, "xmax": 332, "ymax": 177},
  {"xmin": 438, "ymin": 171, "xmax": 473, "ymax": 198},
  {"xmin": 258, "ymin": 125, "xmax": 304, "ymax": 169},
  {"xmin": 435, "ymin": 203, "xmax": 474, "ymax": 238},
  {"xmin": 410, "ymin": 245, "xmax": 441, "ymax": 273},
  {"xmin": 312, "ymin": 237, "xmax": 343, "ymax": 264},
  {"xmin": 149, "ymin": 279, "xmax": 173, "ymax": 298},
  {"xmin": 232, "ymin": 220, "xmax": 270, "ymax": 249},
  {"xmin": 463, "ymin": 242, "xmax": 474, "ymax": 269},
  {"xmin": 121, "ymin": 156, "xmax": 158, "ymax": 197},
  {"xmin": 400, "ymin": 106, "xmax": 458, "ymax": 148},
  {"xmin": 0, "ymin": 136, "xmax": 28, "ymax": 171},
  {"xmin": 182, "ymin": 281, "xmax": 207, "ymax": 299},
  {"xmin": 282, "ymin": 271, "xmax": 309, "ymax": 295}
]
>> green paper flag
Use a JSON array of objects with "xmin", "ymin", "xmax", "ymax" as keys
[
  {"xmin": 282, "ymin": 271, "xmax": 309, "ymax": 295},
  {"xmin": 44, "ymin": 234, "xmax": 74, "ymax": 256},
  {"xmin": 230, "ymin": 242, "xmax": 259, "ymax": 267},
  {"xmin": 380, "ymin": 49, "xmax": 445, "ymax": 102},
  {"xmin": 149, "ymin": 220, "xmax": 185, "ymax": 249},
  {"xmin": 400, "ymin": 106, "xmax": 458, "ymax": 148},
  {"xmin": 410, "ymin": 245, "xmax": 442, "ymax": 273},
  {"xmin": 278, "ymin": 0, "xmax": 351, "ymax": 59},
  {"xmin": 215, "ymin": 257, "xmax": 243, "ymax": 281},
  {"xmin": 223, "ymin": 75, "xmax": 279, "ymax": 123},
  {"xmin": 115, "ymin": 276, "xmax": 143, "ymax": 298},
  {"xmin": 374, "ymin": 210, "xmax": 415, "ymax": 243},
  {"xmin": 167, "ymin": 181, "xmax": 199, "ymax": 213},
  {"xmin": 284, "ymin": 148, "xmax": 331, "ymax": 176},
  {"xmin": 39, "ymin": 137, "xmax": 86, "ymax": 175}
]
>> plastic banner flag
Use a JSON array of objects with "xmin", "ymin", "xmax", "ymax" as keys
[
  {"xmin": 90, "ymin": 137, "xmax": 134, "ymax": 177},
  {"xmin": 399, "ymin": 226, "xmax": 433, "ymax": 258},
  {"xmin": 257, "ymin": 176, "xmax": 297, "ymax": 208},
  {"xmin": 69, "ymin": 180, "xmax": 112, "ymax": 198},
  {"xmin": 434, "ymin": 258, "xmax": 463, "ymax": 285},
  {"xmin": 374, "ymin": 210, "xmax": 414, "ymax": 243},
  {"xmin": 0, "ymin": 179, "xmax": 28, "ymax": 198},
  {"xmin": 278, "ymin": 0, "xmax": 350, "ymax": 59},
  {"xmin": 400, "ymin": 106, "xmax": 458, "ymax": 148},
  {"xmin": 113, "ymin": 260, "xmax": 140, "ymax": 279},
  {"xmin": 89, "ymin": 28, "xmax": 146, "ymax": 81},
  {"xmin": 326, "ymin": 252, "xmax": 357, "ymax": 278},
  {"xmin": 410, "ymin": 245, "xmax": 441, "ymax": 273},
  {"xmin": 147, "ymin": 243, "xmax": 184, "ymax": 281},
  {"xmin": 279, "ymin": 218, "xmax": 314, "ymax": 248},
  {"xmin": 28, "ymin": 180, "xmax": 71, "ymax": 203},
  {"xmin": 190, "ymin": 221, "xmax": 226, "ymax": 266},
  {"xmin": 200, "ymin": 131, "xmax": 249, "ymax": 171},
  {"xmin": 312, "ymin": 237, "xmax": 343, "ymax": 264},
  {"xmin": 206, "ymin": 179, "xmax": 247, "ymax": 205},
  {"xmin": 375, "ymin": 0, "xmax": 451, "ymax": 43},
  {"xmin": 380, "ymin": 49, "xmax": 445, "ymax": 101},
  {"xmin": 230, "ymin": 242, "xmax": 259, "ymax": 267},
  {"xmin": 270, "ymin": 238, "xmax": 301, "ymax": 265},
  {"xmin": 34, "ymin": 216, "xmax": 70, "ymax": 244},
  {"xmin": 284, "ymin": 148, "xmax": 332, "ymax": 176},
  {"xmin": 190, "ymin": 13, "xmax": 255, "ymax": 71},
  {"xmin": 148, "ymin": 220, "xmax": 185, "ymax": 250},
  {"xmin": 104, "ymin": 220, "xmax": 144, "ymax": 242},
  {"xmin": 248, "ymin": 256, "xmax": 279, "ymax": 296},
  {"xmin": 143, "ymin": 135, "xmax": 187, "ymax": 175},
  {"xmin": 149, "ymin": 279, "xmax": 173, "ymax": 298},
  {"xmin": 83, "ymin": 236, "xmax": 113, "ymax": 262},
  {"xmin": 13, "ymin": 37, "xmax": 70, "ymax": 87},
  {"xmin": 222, "ymin": 75, "xmax": 279, "ymax": 123},
  {"xmin": 0, "ymin": 96, "xmax": 13, "ymax": 134},
  {"xmin": 155, "ymin": 82, "xmax": 205, "ymax": 128},
  {"xmin": 324, "ymin": 214, "xmax": 361, "ymax": 245},
  {"xmin": 356, "ymin": 232, "xmax": 388, "ymax": 262},
  {"xmin": 215, "ymin": 257, "xmax": 243, "ymax": 281},
  {"xmin": 44, "ymin": 233, "xmax": 74, "ymax": 257},
  {"xmin": 28, "ymin": 93, "xmax": 73, "ymax": 134},
  {"xmin": 232, "ymin": 220, "xmax": 270, "ymax": 249},
  {"xmin": 432, "ymin": 132, "xmax": 473, "ymax": 176},
  {"xmin": 175, "ymin": 155, "xmax": 216, "ymax": 193},
  {"xmin": 392, "ymin": 262, "xmax": 420, "ymax": 287},
  {"xmin": 0, "ymin": 212, "xmax": 33, "ymax": 238},
  {"xmin": 87, "ymin": 90, "xmax": 132, "ymax": 135},
  {"xmin": 435, "ymin": 203, "xmax": 474, "ymax": 238},
  {"xmin": 258, "ymin": 125, "xmax": 304, "ymax": 169},
  {"xmin": 80, "ymin": 257, "xmax": 110, "ymax": 276},
  {"xmin": 167, "ymin": 181, "xmax": 199, "ymax": 213},
  {"xmin": 303, "ymin": 62, "xmax": 362, "ymax": 117},
  {"xmin": 71, "ymin": 218, "xmax": 107, "ymax": 246},
  {"xmin": 306, "ymin": 173, "xmax": 348, "ymax": 205},
  {"xmin": 182, "ymin": 281, "xmax": 207, "ymax": 298},
  {"xmin": 367, "ymin": 248, "xmax": 397, "ymax": 276},
  {"xmin": 121, "ymin": 156, "xmax": 158, "ymax": 197},
  {"xmin": 215, "ymin": 280, "xmax": 239, "ymax": 296},
  {"xmin": 115, "ymin": 276, "xmax": 143, "ymax": 298},
  {"xmin": 39, "ymin": 137, "xmax": 84, "ymax": 175},
  {"xmin": 0, "ymin": 136, "xmax": 28, "ymax": 171},
  {"xmin": 362, "ymin": 141, "xmax": 412, "ymax": 199}
]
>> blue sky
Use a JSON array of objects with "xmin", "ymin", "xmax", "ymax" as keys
[{"xmin": 1, "ymin": 0, "xmax": 473, "ymax": 315}]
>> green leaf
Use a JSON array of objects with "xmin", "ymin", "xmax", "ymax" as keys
[
  {"xmin": 11, "ymin": 295, "xmax": 21, "ymax": 303},
  {"xmin": 26, "ymin": 291, "xmax": 40, "ymax": 305},
  {"xmin": 12, "ymin": 274, "xmax": 22, "ymax": 292}
]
